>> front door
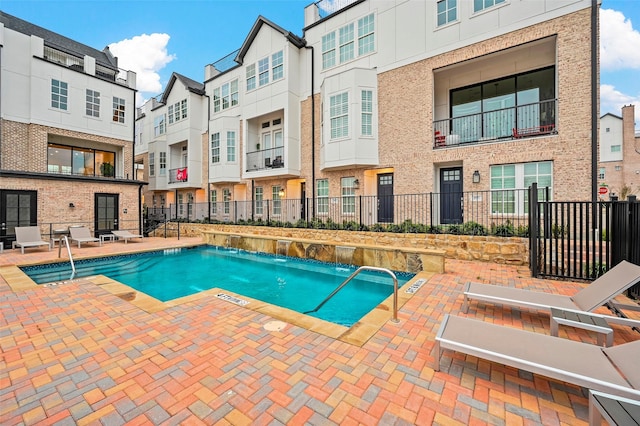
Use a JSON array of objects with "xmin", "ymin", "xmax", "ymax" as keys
[
  {"xmin": 0, "ymin": 190, "xmax": 38, "ymax": 247},
  {"xmin": 440, "ymin": 167, "xmax": 463, "ymax": 224},
  {"xmin": 95, "ymin": 193, "xmax": 119, "ymax": 236},
  {"xmin": 377, "ymin": 173, "xmax": 394, "ymax": 223}
]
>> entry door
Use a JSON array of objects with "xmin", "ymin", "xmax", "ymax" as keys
[
  {"xmin": 377, "ymin": 173, "xmax": 394, "ymax": 223},
  {"xmin": 440, "ymin": 167, "xmax": 463, "ymax": 224},
  {"xmin": 300, "ymin": 182, "xmax": 306, "ymax": 221},
  {"xmin": 0, "ymin": 190, "xmax": 38, "ymax": 246},
  {"xmin": 95, "ymin": 193, "xmax": 119, "ymax": 236}
]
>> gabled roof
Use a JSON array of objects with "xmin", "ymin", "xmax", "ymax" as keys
[
  {"xmin": 161, "ymin": 72, "xmax": 205, "ymax": 104},
  {"xmin": 600, "ymin": 112, "xmax": 623, "ymax": 120},
  {"xmin": 235, "ymin": 16, "xmax": 305, "ymax": 64},
  {"xmin": 0, "ymin": 11, "xmax": 118, "ymax": 70}
]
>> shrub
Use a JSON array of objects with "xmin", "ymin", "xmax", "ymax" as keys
[{"xmin": 462, "ymin": 221, "xmax": 487, "ymax": 236}]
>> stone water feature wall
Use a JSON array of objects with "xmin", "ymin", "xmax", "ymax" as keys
[{"xmin": 154, "ymin": 224, "xmax": 529, "ymax": 266}]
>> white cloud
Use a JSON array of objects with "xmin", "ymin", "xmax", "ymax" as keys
[
  {"xmin": 601, "ymin": 84, "xmax": 640, "ymax": 122},
  {"xmin": 108, "ymin": 33, "xmax": 176, "ymax": 95},
  {"xmin": 600, "ymin": 9, "xmax": 640, "ymax": 71}
]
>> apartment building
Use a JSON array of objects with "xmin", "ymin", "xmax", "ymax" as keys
[
  {"xmin": 137, "ymin": 0, "xmax": 598, "ymax": 227},
  {"xmin": 0, "ymin": 12, "xmax": 141, "ymax": 243},
  {"xmin": 598, "ymin": 105, "xmax": 640, "ymax": 199}
]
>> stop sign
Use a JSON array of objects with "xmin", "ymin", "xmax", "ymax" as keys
[{"xmin": 598, "ymin": 186, "xmax": 608, "ymax": 195}]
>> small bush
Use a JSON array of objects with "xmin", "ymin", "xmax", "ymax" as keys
[{"xmin": 462, "ymin": 221, "xmax": 487, "ymax": 236}]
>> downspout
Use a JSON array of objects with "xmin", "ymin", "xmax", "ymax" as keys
[
  {"xmin": 305, "ymin": 45, "xmax": 315, "ymax": 218},
  {"xmin": 0, "ymin": 45, "xmax": 3, "ymax": 170},
  {"xmin": 205, "ymin": 94, "xmax": 211, "ymax": 223},
  {"xmin": 591, "ymin": 0, "xmax": 598, "ymax": 201}
]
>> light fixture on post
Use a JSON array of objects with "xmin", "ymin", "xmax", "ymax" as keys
[
  {"xmin": 69, "ymin": 202, "xmax": 75, "ymax": 208},
  {"xmin": 472, "ymin": 170, "xmax": 480, "ymax": 184}
]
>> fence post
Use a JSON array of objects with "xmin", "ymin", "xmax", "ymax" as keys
[{"xmin": 529, "ymin": 182, "xmax": 539, "ymax": 277}]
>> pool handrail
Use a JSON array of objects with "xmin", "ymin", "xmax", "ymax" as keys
[
  {"xmin": 303, "ymin": 266, "xmax": 399, "ymax": 323},
  {"xmin": 57, "ymin": 235, "xmax": 76, "ymax": 279}
]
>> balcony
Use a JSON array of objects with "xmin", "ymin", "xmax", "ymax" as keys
[
  {"xmin": 433, "ymin": 99, "xmax": 557, "ymax": 148},
  {"xmin": 168, "ymin": 167, "xmax": 188, "ymax": 184},
  {"xmin": 246, "ymin": 147, "xmax": 285, "ymax": 172}
]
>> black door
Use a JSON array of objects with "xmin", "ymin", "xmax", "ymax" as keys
[
  {"xmin": 377, "ymin": 173, "xmax": 394, "ymax": 223},
  {"xmin": 95, "ymin": 193, "xmax": 119, "ymax": 236},
  {"xmin": 0, "ymin": 190, "xmax": 38, "ymax": 247},
  {"xmin": 440, "ymin": 167, "xmax": 463, "ymax": 224},
  {"xmin": 300, "ymin": 182, "xmax": 306, "ymax": 221}
]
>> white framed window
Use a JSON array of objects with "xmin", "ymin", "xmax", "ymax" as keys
[
  {"xmin": 258, "ymin": 57, "xmax": 269, "ymax": 86},
  {"xmin": 255, "ymin": 187, "xmax": 264, "ymax": 215},
  {"xmin": 611, "ymin": 145, "xmax": 621, "ymax": 153},
  {"xmin": 357, "ymin": 14, "xmax": 375, "ymax": 55},
  {"xmin": 474, "ymin": 0, "xmax": 506, "ymax": 13},
  {"xmin": 227, "ymin": 131, "xmax": 236, "ymax": 162},
  {"xmin": 213, "ymin": 88, "xmax": 221, "ymax": 113},
  {"xmin": 168, "ymin": 99, "xmax": 187, "ymax": 123},
  {"xmin": 154, "ymin": 114, "xmax": 166, "ymax": 136},
  {"xmin": 322, "ymin": 32, "xmax": 336, "ymax": 69},
  {"xmin": 272, "ymin": 186, "xmax": 282, "ymax": 215},
  {"xmin": 86, "ymin": 89, "xmax": 100, "ymax": 117},
  {"xmin": 339, "ymin": 23, "xmax": 355, "ymax": 63},
  {"xmin": 490, "ymin": 161, "xmax": 552, "ymax": 215},
  {"xmin": 317, "ymin": 179, "xmax": 329, "ymax": 214},
  {"xmin": 272, "ymin": 51, "xmax": 284, "ymax": 81},
  {"xmin": 180, "ymin": 99, "xmax": 187, "ymax": 119},
  {"xmin": 230, "ymin": 80, "xmax": 239, "ymax": 106},
  {"xmin": 149, "ymin": 152, "xmax": 155, "ymax": 176},
  {"xmin": 361, "ymin": 90, "xmax": 373, "ymax": 136},
  {"xmin": 223, "ymin": 189, "xmax": 231, "ymax": 214},
  {"xmin": 615, "ymin": 165, "xmax": 622, "ymax": 171},
  {"xmin": 211, "ymin": 190, "xmax": 217, "ymax": 214},
  {"xmin": 330, "ymin": 92, "xmax": 349, "ymax": 139},
  {"xmin": 159, "ymin": 152, "xmax": 166, "ymax": 176},
  {"xmin": 178, "ymin": 193, "xmax": 184, "ymax": 215},
  {"xmin": 113, "ymin": 97, "xmax": 125, "ymax": 123},
  {"xmin": 211, "ymin": 133, "xmax": 220, "ymax": 163},
  {"xmin": 221, "ymin": 83, "xmax": 230, "ymax": 110},
  {"xmin": 246, "ymin": 64, "xmax": 256, "ymax": 91},
  {"xmin": 216, "ymin": 79, "xmax": 238, "ymax": 111},
  {"xmin": 598, "ymin": 167, "xmax": 605, "ymax": 180},
  {"xmin": 51, "ymin": 79, "xmax": 68, "ymax": 110},
  {"xmin": 437, "ymin": 0, "xmax": 457, "ymax": 26},
  {"xmin": 341, "ymin": 177, "xmax": 356, "ymax": 215}
]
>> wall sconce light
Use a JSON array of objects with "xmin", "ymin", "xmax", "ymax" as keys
[
  {"xmin": 472, "ymin": 170, "xmax": 480, "ymax": 184},
  {"xmin": 278, "ymin": 188, "xmax": 285, "ymax": 198},
  {"xmin": 353, "ymin": 179, "xmax": 360, "ymax": 189},
  {"xmin": 69, "ymin": 202, "xmax": 75, "ymax": 208}
]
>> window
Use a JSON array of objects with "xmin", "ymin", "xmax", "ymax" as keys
[
  {"xmin": 180, "ymin": 99, "xmax": 188, "ymax": 119},
  {"xmin": 154, "ymin": 115, "xmax": 166, "ymax": 136},
  {"xmin": 272, "ymin": 186, "xmax": 282, "ymax": 215},
  {"xmin": 341, "ymin": 177, "xmax": 356, "ymax": 214},
  {"xmin": 598, "ymin": 167, "xmax": 605, "ymax": 180},
  {"xmin": 149, "ymin": 152, "xmax": 155, "ymax": 176},
  {"xmin": 358, "ymin": 14, "xmax": 375, "ymax": 55},
  {"xmin": 615, "ymin": 165, "xmax": 622, "ymax": 171},
  {"xmin": 317, "ymin": 179, "xmax": 329, "ymax": 214},
  {"xmin": 437, "ymin": 0, "xmax": 457, "ymax": 26},
  {"xmin": 255, "ymin": 187, "xmax": 264, "ymax": 215},
  {"xmin": 112, "ymin": 97, "xmax": 125, "ymax": 123},
  {"xmin": 211, "ymin": 190, "xmax": 217, "ymax": 214},
  {"xmin": 168, "ymin": 99, "xmax": 187, "ymax": 123},
  {"xmin": 258, "ymin": 57, "xmax": 270, "ymax": 86},
  {"xmin": 606, "ymin": 127, "xmax": 610, "ymax": 132},
  {"xmin": 361, "ymin": 90, "xmax": 373, "ymax": 136},
  {"xmin": 159, "ymin": 152, "xmax": 166, "ymax": 176},
  {"xmin": 246, "ymin": 64, "xmax": 256, "ymax": 91},
  {"xmin": 230, "ymin": 80, "xmax": 239, "ymax": 107},
  {"xmin": 223, "ymin": 189, "xmax": 231, "ymax": 214},
  {"xmin": 322, "ymin": 32, "xmax": 336, "ymax": 69},
  {"xmin": 51, "ymin": 79, "xmax": 68, "ymax": 110},
  {"xmin": 490, "ymin": 161, "xmax": 552, "ymax": 214},
  {"xmin": 47, "ymin": 143, "xmax": 115, "ymax": 177},
  {"xmin": 211, "ymin": 133, "xmax": 220, "ymax": 163},
  {"xmin": 213, "ymin": 88, "xmax": 221, "ymax": 113},
  {"xmin": 227, "ymin": 131, "xmax": 236, "ymax": 162},
  {"xmin": 474, "ymin": 0, "xmax": 505, "ymax": 13},
  {"xmin": 611, "ymin": 145, "xmax": 621, "ymax": 153},
  {"xmin": 339, "ymin": 23, "xmax": 355, "ymax": 63},
  {"xmin": 330, "ymin": 92, "xmax": 349, "ymax": 139},
  {"xmin": 221, "ymin": 83, "xmax": 229, "ymax": 110},
  {"xmin": 86, "ymin": 89, "xmax": 100, "ymax": 117},
  {"xmin": 272, "ymin": 51, "xmax": 284, "ymax": 81}
]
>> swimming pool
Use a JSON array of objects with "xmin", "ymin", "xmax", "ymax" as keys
[{"xmin": 21, "ymin": 246, "xmax": 414, "ymax": 326}]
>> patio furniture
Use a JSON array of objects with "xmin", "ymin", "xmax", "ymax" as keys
[
  {"xmin": 434, "ymin": 314, "xmax": 640, "ymax": 400},
  {"xmin": 12, "ymin": 226, "xmax": 51, "ymax": 254},
  {"xmin": 463, "ymin": 260, "xmax": 640, "ymax": 315},
  {"xmin": 110, "ymin": 230, "xmax": 144, "ymax": 244},
  {"xmin": 69, "ymin": 226, "xmax": 100, "ymax": 248},
  {"xmin": 588, "ymin": 390, "xmax": 640, "ymax": 425}
]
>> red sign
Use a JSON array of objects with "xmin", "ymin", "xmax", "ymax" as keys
[{"xmin": 598, "ymin": 186, "xmax": 608, "ymax": 195}]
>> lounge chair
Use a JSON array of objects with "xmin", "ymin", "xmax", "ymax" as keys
[
  {"xmin": 69, "ymin": 226, "xmax": 100, "ymax": 248},
  {"xmin": 111, "ymin": 230, "xmax": 144, "ymax": 244},
  {"xmin": 12, "ymin": 226, "xmax": 51, "ymax": 254},
  {"xmin": 463, "ymin": 260, "xmax": 640, "ymax": 314},
  {"xmin": 434, "ymin": 314, "xmax": 640, "ymax": 400}
]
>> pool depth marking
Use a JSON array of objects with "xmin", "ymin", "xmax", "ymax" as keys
[
  {"xmin": 405, "ymin": 278, "xmax": 427, "ymax": 294},
  {"xmin": 216, "ymin": 292, "xmax": 250, "ymax": 306}
]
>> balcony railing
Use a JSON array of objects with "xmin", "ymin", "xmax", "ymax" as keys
[
  {"xmin": 246, "ymin": 147, "xmax": 285, "ymax": 172},
  {"xmin": 168, "ymin": 167, "xmax": 188, "ymax": 183},
  {"xmin": 433, "ymin": 99, "xmax": 557, "ymax": 148}
]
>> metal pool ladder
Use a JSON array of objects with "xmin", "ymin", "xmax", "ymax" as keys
[
  {"xmin": 303, "ymin": 266, "xmax": 400, "ymax": 323},
  {"xmin": 57, "ymin": 235, "xmax": 76, "ymax": 279}
]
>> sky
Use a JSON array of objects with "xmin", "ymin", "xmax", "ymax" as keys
[{"xmin": 2, "ymin": 0, "xmax": 639, "ymax": 125}]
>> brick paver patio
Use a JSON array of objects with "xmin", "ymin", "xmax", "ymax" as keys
[{"xmin": 1, "ymin": 237, "xmax": 638, "ymax": 425}]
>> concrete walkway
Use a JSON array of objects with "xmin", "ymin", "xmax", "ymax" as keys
[{"xmin": 1, "ymin": 237, "xmax": 638, "ymax": 425}]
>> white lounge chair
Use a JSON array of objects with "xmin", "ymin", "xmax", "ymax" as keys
[
  {"xmin": 69, "ymin": 226, "xmax": 100, "ymax": 248},
  {"xmin": 434, "ymin": 314, "xmax": 640, "ymax": 400},
  {"xmin": 111, "ymin": 230, "xmax": 144, "ymax": 244},
  {"xmin": 12, "ymin": 226, "xmax": 51, "ymax": 254}
]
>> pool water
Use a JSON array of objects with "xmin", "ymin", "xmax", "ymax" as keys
[{"xmin": 21, "ymin": 246, "xmax": 414, "ymax": 326}]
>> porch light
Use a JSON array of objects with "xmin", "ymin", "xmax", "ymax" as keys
[
  {"xmin": 69, "ymin": 202, "xmax": 75, "ymax": 208},
  {"xmin": 353, "ymin": 179, "xmax": 360, "ymax": 189},
  {"xmin": 472, "ymin": 170, "xmax": 480, "ymax": 184},
  {"xmin": 278, "ymin": 188, "xmax": 285, "ymax": 198}
]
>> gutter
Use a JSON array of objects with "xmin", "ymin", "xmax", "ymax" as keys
[{"xmin": 591, "ymin": 0, "xmax": 599, "ymax": 201}]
